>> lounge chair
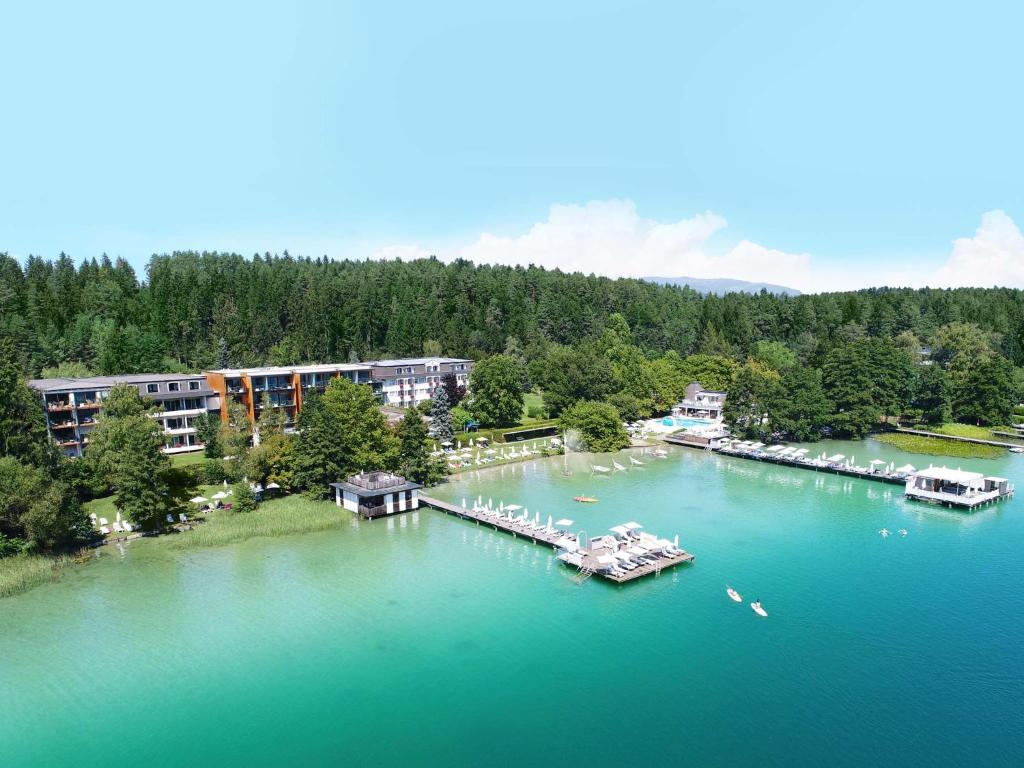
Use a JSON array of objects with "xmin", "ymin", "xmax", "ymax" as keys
[
  {"xmin": 179, "ymin": 513, "xmax": 188, "ymax": 523},
  {"xmin": 166, "ymin": 514, "xmax": 175, "ymax": 523},
  {"xmin": 99, "ymin": 526, "xmax": 111, "ymax": 535},
  {"xmin": 113, "ymin": 521, "xmax": 124, "ymax": 533},
  {"xmin": 122, "ymin": 522, "xmax": 134, "ymax": 532},
  {"xmin": 99, "ymin": 517, "xmax": 109, "ymax": 526}
]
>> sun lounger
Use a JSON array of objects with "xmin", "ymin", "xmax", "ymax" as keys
[
  {"xmin": 99, "ymin": 526, "xmax": 110, "ymax": 535},
  {"xmin": 167, "ymin": 514, "xmax": 174, "ymax": 523},
  {"xmin": 122, "ymin": 522, "xmax": 133, "ymax": 532},
  {"xmin": 179, "ymin": 513, "xmax": 188, "ymax": 523},
  {"xmin": 113, "ymin": 521, "xmax": 124, "ymax": 533},
  {"xmin": 99, "ymin": 517, "xmax": 109, "ymax": 526}
]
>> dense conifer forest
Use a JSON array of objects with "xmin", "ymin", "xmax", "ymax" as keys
[{"xmin": 3, "ymin": 250, "xmax": 1024, "ymax": 375}]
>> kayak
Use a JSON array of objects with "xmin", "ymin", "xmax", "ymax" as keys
[
  {"xmin": 573, "ymin": 496, "xmax": 598, "ymax": 503},
  {"xmin": 751, "ymin": 601, "xmax": 768, "ymax": 617},
  {"xmin": 726, "ymin": 587, "xmax": 742, "ymax": 603}
]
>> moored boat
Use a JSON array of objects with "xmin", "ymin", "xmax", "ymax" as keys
[{"xmin": 573, "ymin": 496, "xmax": 598, "ymax": 503}]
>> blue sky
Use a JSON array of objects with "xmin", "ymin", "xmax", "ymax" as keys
[{"xmin": 2, "ymin": 0, "xmax": 1022, "ymax": 291}]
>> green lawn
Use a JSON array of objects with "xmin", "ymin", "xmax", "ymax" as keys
[
  {"xmin": 876, "ymin": 432, "xmax": 1005, "ymax": 459},
  {"xmin": 931, "ymin": 423, "xmax": 999, "ymax": 439},
  {"xmin": 168, "ymin": 451, "xmax": 207, "ymax": 468},
  {"xmin": 521, "ymin": 391, "xmax": 546, "ymax": 424}
]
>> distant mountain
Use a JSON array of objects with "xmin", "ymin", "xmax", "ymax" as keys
[{"xmin": 644, "ymin": 276, "xmax": 801, "ymax": 296}]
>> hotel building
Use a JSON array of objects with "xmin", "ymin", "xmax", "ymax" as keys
[
  {"xmin": 28, "ymin": 374, "xmax": 220, "ymax": 457},
  {"xmin": 368, "ymin": 358, "xmax": 473, "ymax": 408},
  {"xmin": 204, "ymin": 364, "xmax": 374, "ymax": 428}
]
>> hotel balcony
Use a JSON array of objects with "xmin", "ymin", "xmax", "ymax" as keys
[
  {"xmin": 47, "ymin": 402, "xmax": 74, "ymax": 412},
  {"xmin": 51, "ymin": 420, "xmax": 78, "ymax": 430}
]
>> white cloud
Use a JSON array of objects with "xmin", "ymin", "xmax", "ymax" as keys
[
  {"xmin": 373, "ymin": 199, "xmax": 811, "ymax": 286},
  {"xmin": 934, "ymin": 210, "xmax": 1024, "ymax": 288}
]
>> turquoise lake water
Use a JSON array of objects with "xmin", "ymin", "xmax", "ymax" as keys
[{"xmin": 2, "ymin": 439, "xmax": 1023, "ymax": 767}]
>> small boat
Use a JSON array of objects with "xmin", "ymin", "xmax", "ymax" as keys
[
  {"xmin": 1011, "ymin": 447, "xmax": 1024, "ymax": 454},
  {"xmin": 726, "ymin": 586, "xmax": 742, "ymax": 603},
  {"xmin": 629, "ymin": 456, "xmax": 645, "ymax": 466},
  {"xmin": 653, "ymin": 448, "xmax": 668, "ymax": 458},
  {"xmin": 898, "ymin": 528, "xmax": 908, "ymax": 536},
  {"xmin": 612, "ymin": 461, "xmax": 627, "ymax": 471},
  {"xmin": 879, "ymin": 528, "xmax": 891, "ymax": 538},
  {"xmin": 751, "ymin": 600, "xmax": 768, "ymax": 617},
  {"xmin": 592, "ymin": 465, "xmax": 611, "ymax": 473},
  {"xmin": 573, "ymin": 496, "xmax": 598, "ymax": 504}
]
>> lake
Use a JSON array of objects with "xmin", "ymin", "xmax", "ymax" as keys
[{"xmin": 2, "ymin": 439, "xmax": 1023, "ymax": 767}]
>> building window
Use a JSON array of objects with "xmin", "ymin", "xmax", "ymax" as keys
[
  {"xmin": 147, "ymin": 383, "xmax": 159, "ymax": 394},
  {"xmin": 189, "ymin": 380, "xmax": 200, "ymax": 391},
  {"xmin": 168, "ymin": 382, "xmax": 180, "ymax": 392}
]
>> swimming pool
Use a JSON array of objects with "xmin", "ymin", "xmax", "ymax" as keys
[{"xmin": 663, "ymin": 416, "xmax": 714, "ymax": 428}]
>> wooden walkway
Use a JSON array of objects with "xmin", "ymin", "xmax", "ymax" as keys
[
  {"xmin": 419, "ymin": 494, "xmax": 694, "ymax": 584},
  {"xmin": 664, "ymin": 433, "xmax": 907, "ymax": 486}
]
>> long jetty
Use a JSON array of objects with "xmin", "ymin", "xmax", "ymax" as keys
[
  {"xmin": 418, "ymin": 494, "xmax": 694, "ymax": 584},
  {"xmin": 663, "ymin": 433, "xmax": 907, "ymax": 486}
]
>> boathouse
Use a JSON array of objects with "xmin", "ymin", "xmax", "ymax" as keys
[
  {"xmin": 904, "ymin": 467, "xmax": 1013, "ymax": 509},
  {"xmin": 330, "ymin": 471, "xmax": 422, "ymax": 518}
]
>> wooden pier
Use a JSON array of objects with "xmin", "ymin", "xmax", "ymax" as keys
[
  {"xmin": 419, "ymin": 494, "xmax": 694, "ymax": 584},
  {"xmin": 663, "ymin": 433, "xmax": 907, "ymax": 486}
]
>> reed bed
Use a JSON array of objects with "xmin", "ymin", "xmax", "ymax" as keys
[
  {"xmin": 167, "ymin": 496, "xmax": 347, "ymax": 549},
  {"xmin": 0, "ymin": 553, "xmax": 76, "ymax": 599},
  {"xmin": 876, "ymin": 432, "xmax": 1005, "ymax": 459}
]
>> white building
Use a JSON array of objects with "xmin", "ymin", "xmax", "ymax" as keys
[
  {"xmin": 904, "ymin": 466, "xmax": 1013, "ymax": 509},
  {"xmin": 369, "ymin": 358, "xmax": 473, "ymax": 408}
]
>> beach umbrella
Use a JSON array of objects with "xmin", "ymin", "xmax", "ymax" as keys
[
  {"xmin": 547, "ymin": 515, "xmax": 553, "ymax": 529},
  {"xmin": 266, "ymin": 482, "xmax": 281, "ymax": 489},
  {"xmin": 457, "ymin": 440, "xmax": 462, "ymax": 449},
  {"xmin": 674, "ymin": 534, "xmax": 680, "ymax": 548},
  {"xmin": 488, "ymin": 497, "xmax": 493, "ymax": 508},
  {"xmin": 534, "ymin": 511, "xmax": 540, "ymax": 525},
  {"xmin": 212, "ymin": 491, "xmax": 228, "ymax": 499},
  {"xmin": 462, "ymin": 498, "xmax": 467, "ymax": 509},
  {"xmin": 223, "ymin": 479, "xmax": 228, "ymax": 488},
  {"xmin": 505, "ymin": 503, "xmax": 522, "ymax": 511},
  {"xmin": 499, "ymin": 502, "xmax": 504, "ymax": 512},
  {"xmin": 190, "ymin": 496, "xmax": 208, "ymax": 504},
  {"xmin": 870, "ymin": 459, "xmax": 886, "ymax": 465},
  {"xmin": 555, "ymin": 519, "xmax": 574, "ymax": 527}
]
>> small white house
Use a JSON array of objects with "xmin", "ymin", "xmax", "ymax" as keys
[
  {"xmin": 904, "ymin": 466, "xmax": 1013, "ymax": 509},
  {"xmin": 330, "ymin": 471, "xmax": 422, "ymax": 519}
]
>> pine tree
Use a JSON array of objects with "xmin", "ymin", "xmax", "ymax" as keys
[
  {"xmin": 216, "ymin": 337, "xmax": 230, "ymax": 368},
  {"xmin": 430, "ymin": 385, "xmax": 454, "ymax": 443}
]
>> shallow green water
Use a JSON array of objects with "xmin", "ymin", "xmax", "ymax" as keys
[{"xmin": 3, "ymin": 439, "xmax": 1023, "ymax": 767}]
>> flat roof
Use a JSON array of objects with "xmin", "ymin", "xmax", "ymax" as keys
[
  {"xmin": 912, "ymin": 466, "xmax": 985, "ymax": 483},
  {"xmin": 368, "ymin": 357, "xmax": 472, "ymax": 367},
  {"xmin": 330, "ymin": 477, "xmax": 423, "ymax": 496},
  {"xmin": 207, "ymin": 364, "xmax": 371, "ymax": 376},
  {"xmin": 28, "ymin": 373, "xmax": 206, "ymax": 393}
]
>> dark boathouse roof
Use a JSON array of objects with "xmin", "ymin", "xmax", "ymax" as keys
[{"xmin": 330, "ymin": 471, "xmax": 422, "ymax": 498}]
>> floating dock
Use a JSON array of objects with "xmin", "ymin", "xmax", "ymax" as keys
[{"xmin": 419, "ymin": 494, "xmax": 694, "ymax": 584}]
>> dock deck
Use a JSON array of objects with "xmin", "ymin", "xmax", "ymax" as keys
[{"xmin": 419, "ymin": 494, "xmax": 694, "ymax": 584}]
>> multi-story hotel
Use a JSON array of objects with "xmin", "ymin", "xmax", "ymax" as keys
[
  {"xmin": 368, "ymin": 357, "xmax": 473, "ymax": 408},
  {"xmin": 204, "ymin": 363, "xmax": 374, "ymax": 428},
  {"xmin": 28, "ymin": 373, "xmax": 220, "ymax": 457},
  {"xmin": 28, "ymin": 357, "xmax": 475, "ymax": 456}
]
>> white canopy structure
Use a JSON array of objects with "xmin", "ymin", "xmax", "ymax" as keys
[
  {"xmin": 895, "ymin": 464, "xmax": 916, "ymax": 473},
  {"xmin": 190, "ymin": 496, "xmax": 208, "ymax": 504},
  {"xmin": 554, "ymin": 519, "xmax": 574, "ymax": 527},
  {"xmin": 624, "ymin": 522, "xmax": 643, "ymax": 530},
  {"xmin": 825, "ymin": 454, "xmax": 845, "ymax": 462},
  {"xmin": 609, "ymin": 525, "xmax": 630, "ymax": 537},
  {"xmin": 212, "ymin": 491, "xmax": 229, "ymax": 499},
  {"xmin": 504, "ymin": 504, "xmax": 522, "ymax": 511}
]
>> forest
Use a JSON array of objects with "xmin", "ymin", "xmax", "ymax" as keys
[{"xmin": 3, "ymin": 250, "xmax": 1024, "ymax": 376}]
